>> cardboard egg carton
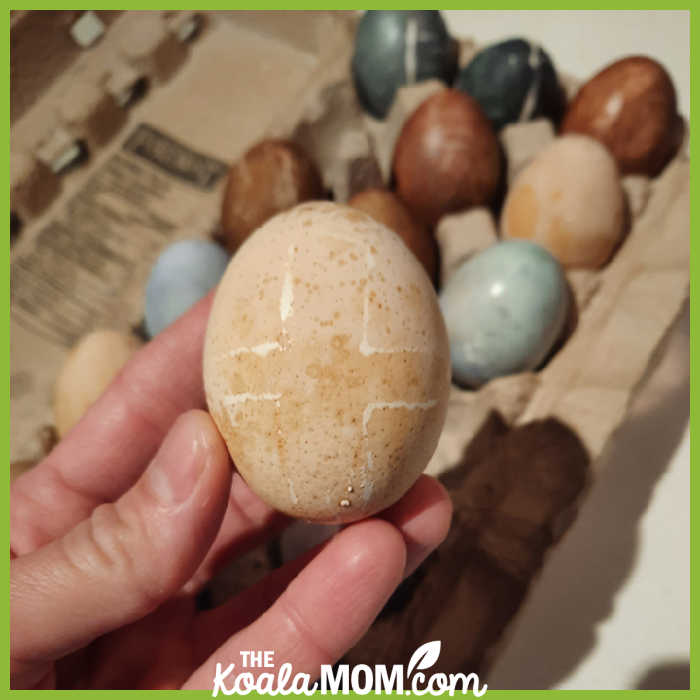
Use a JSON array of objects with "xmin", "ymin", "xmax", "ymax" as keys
[
  {"xmin": 10, "ymin": 10, "xmax": 357, "ymax": 464},
  {"xmin": 10, "ymin": 10, "xmax": 689, "ymax": 678},
  {"xmin": 328, "ymin": 48, "xmax": 688, "ymax": 676}
]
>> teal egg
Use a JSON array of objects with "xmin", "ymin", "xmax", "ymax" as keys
[
  {"xmin": 454, "ymin": 38, "xmax": 564, "ymax": 130},
  {"xmin": 352, "ymin": 11, "xmax": 457, "ymax": 119},
  {"xmin": 439, "ymin": 240, "xmax": 569, "ymax": 388},
  {"xmin": 145, "ymin": 239, "xmax": 230, "ymax": 338}
]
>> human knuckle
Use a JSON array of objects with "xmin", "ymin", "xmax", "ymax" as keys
[{"xmin": 67, "ymin": 502, "xmax": 163, "ymax": 611}]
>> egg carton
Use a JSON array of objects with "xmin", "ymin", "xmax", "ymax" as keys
[
  {"xmin": 317, "ymin": 63, "xmax": 687, "ymax": 679},
  {"xmin": 233, "ymin": 23, "xmax": 690, "ymax": 674},
  {"xmin": 10, "ymin": 10, "xmax": 689, "ymax": 678},
  {"xmin": 342, "ymin": 116, "xmax": 688, "ymax": 678},
  {"xmin": 10, "ymin": 10, "xmax": 357, "ymax": 464},
  {"xmin": 295, "ymin": 47, "xmax": 687, "ymax": 675}
]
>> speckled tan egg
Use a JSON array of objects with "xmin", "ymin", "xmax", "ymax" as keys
[
  {"xmin": 501, "ymin": 135, "xmax": 626, "ymax": 268},
  {"xmin": 53, "ymin": 330, "xmax": 143, "ymax": 437},
  {"xmin": 348, "ymin": 188, "xmax": 438, "ymax": 284},
  {"xmin": 204, "ymin": 201, "xmax": 450, "ymax": 523}
]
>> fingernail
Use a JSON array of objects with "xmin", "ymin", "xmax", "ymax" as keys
[{"xmin": 146, "ymin": 413, "xmax": 212, "ymax": 506}]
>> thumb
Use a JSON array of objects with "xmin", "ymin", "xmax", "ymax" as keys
[{"xmin": 11, "ymin": 410, "xmax": 232, "ymax": 687}]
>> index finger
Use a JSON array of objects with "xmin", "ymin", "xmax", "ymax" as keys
[
  {"xmin": 184, "ymin": 518, "xmax": 408, "ymax": 691},
  {"xmin": 11, "ymin": 292, "xmax": 215, "ymax": 555}
]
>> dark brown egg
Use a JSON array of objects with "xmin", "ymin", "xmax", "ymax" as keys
[
  {"xmin": 392, "ymin": 89, "xmax": 501, "ymax": 227},
  {"xmin": 348, "ymin": 188, "xmax": 438, "ymax": 283},
  {"xmin": 561, "ymin": 56, "xmax": 683, "ymax": 176},
  {"xmin": 220, "ymin": 139, "xmax": 324, "ymax": 250}
]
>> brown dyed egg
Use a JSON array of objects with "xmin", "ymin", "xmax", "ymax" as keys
[
  {"xmin": 561, "ymin": 56, "xmax": 683, "ymax": 176},
  {"xmin": 348, "ymin": 188, "xmax": 438, "ymax": 283},
  {"xmin": 204, "ymin": 201, "xmax": 450, "ymax": 524},
  {"xmin": 393, "ymin": 89, "xmax": 501, "ymax": 227},
  {"xmin": 54, "ymin": 330, "xmax": 142, "ymax": 437},
  {"xmin": 220, "ymin": 139, "xmax": 324, "ymax": 250},
  {"xmin": 501, "ymin": 135, "xmax": 625, "ymax": 269}
]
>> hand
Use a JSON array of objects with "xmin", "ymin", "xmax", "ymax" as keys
[{"xmin": 10, "ymin": 294, "xmax": 452, "ymax": 690}]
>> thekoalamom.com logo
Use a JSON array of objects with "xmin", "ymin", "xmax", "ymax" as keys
[{"xmin": 212, "ymin": 641, "xmax": 488, "ymax": 696}]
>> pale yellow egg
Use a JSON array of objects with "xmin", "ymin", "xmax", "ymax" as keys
[{"xmin": 53, "ymin": 330, "xmax": 142, "ymax": 437}]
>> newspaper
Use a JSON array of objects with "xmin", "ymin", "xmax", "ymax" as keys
[{"xmin": 10, "ymin": 11, "xmax": 356, "ymax": 462}]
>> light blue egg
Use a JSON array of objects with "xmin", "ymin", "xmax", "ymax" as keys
[
  {"xmin": 439, "ymin": 240, "xmax": 569, "ymax": 388},
  {"xmin": 145, "ymin": 239, "xmax": 230, "ymax": 337}
]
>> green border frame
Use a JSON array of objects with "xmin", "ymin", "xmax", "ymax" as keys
[
  {"xmin": 5, "ymin": 5, "xmax": 695, "ymax": 697},
  {"xmin": 691, "ymin": 8, "xmax": 697, "ymax": 696},
  {"xmin": 2, "ymin": 3, "xmax": 697, "ymax": 9}
]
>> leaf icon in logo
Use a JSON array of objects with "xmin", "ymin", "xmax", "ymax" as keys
[{"xmin": 407, "ymin": 640, "xmax": 441, "ymax": 677}]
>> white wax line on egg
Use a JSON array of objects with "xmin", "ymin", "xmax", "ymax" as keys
[
  {"xmin": 360, "ymin": 461, "xmax": 374, "ymax": 505},
  {"xmin": 227, "ymin": 341, "xmax": 282, "ymax": 358},
  {"xmin": 288, "ymin": 479, "xmax": 299, "ymax": 505},
  {"xmin": 404, "ymin": 16, "xmax": 419, "ymax": 85},
  {"xmin": 519, "ymin": 42, "xmax": 543, "ymax": 122},
  {"xmin": 360, "ymin": 341, "xmax": 428, "ymax": 356},
  {"xmin": 222, "ymin": 392, "xmax": 282, "ymax": 426},
  {"xmin": 360, "ymin": 279, "xmax": 373, "ymax": 355},
  {"xmin": 527, "ymin": 40, "xmax": 542, "ymax": 70},
  {"xmin": 280, "ymin": 244, "xmax": 295, "ymax": 322}
]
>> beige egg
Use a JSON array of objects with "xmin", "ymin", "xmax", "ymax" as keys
[
  {"xmin": 204, "ymin": 201, "xmax": 450, "ymax": 523},
  {"xmin": 501, "ymin": 134, "xmax": 626, "ymax": 268},
  {"xmin": 54, "ymin": 330, "xmax": 142, "ymax": 437}
]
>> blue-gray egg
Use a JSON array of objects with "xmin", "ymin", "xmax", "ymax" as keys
[
  {"xmin": 439, "ymin": 240, "xmax": 569, "ymax": 388},
  {"xmin": 145, "ymin": 239, "xmax": 230, "ymax": 337},
  {"xmin": 454, "ymin": 38, "xmax": 564, "ymax": 130},
  {"xmin": 352, "ymin": 11, "xmax": 458, "ymax": 119}
]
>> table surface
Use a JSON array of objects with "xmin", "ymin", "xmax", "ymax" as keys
[{"xmin": 442, "ymin": 11, "xmax": 690, "ymax": 690}]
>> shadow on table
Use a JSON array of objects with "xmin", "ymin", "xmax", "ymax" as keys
[
  {"xmin": 634, "ymin": 660, "xmax": 690, "ymax": 690},
  {"xmin": 345, "ymin": 410, "xmax": 591, "ymax": 673},
  {"xmin": 486, "ymin": 303, "xmax": 689, "ymax": 689}
]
